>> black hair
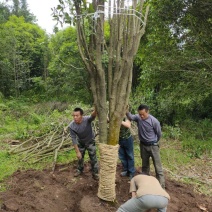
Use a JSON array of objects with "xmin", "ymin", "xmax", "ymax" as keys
[
  {"xmin": 74, "ymin": 107, "xmax": 84, "ymax": 115},
  {"xmin": 137, "ymin": 104, "xmax": 149, "ymax": 111}
]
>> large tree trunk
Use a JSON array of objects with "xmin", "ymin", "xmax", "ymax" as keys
[{"xmin": 73, "ymin": 0, "xmax": 149, "ymax": 201}]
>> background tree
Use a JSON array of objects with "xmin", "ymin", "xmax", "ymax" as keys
[
  {"xmin": 54, "ymin": 0, "xmax": 149, "ymax": 201},
  {"xmin": 132, "ymin": 0, "xmax": 212, "ymax": 124},
  {"xmin": 47, "ymin": 27, "xmax": 91, "ymax": 103},
  {"xmin": 0, "ymin": 2, "xmax": 11, "ymax": 23},
  {"xmin": 12, "ymin": 0, "xmax": 36, "ymax": 22},
  {"xmin": 0, "ymin": 16, "xmax": 47, "ymax": 97}
]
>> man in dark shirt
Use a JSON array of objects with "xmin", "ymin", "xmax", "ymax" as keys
[
  {"xmin": 126, "ymin": 104, "xmax": 165, "ymax": 188},
  {"xmin": 69, "ymin": 107, "xmax": 98, "ymax": 180}
]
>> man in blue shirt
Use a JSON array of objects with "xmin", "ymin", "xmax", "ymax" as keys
[{"xmin": 126, "ymin": 104, "xmax": 165, "ymax": 188}]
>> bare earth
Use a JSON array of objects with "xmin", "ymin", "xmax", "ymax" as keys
[{"xmin": 0, "ymin": 162, "xmax": 211, "ymax": 212}]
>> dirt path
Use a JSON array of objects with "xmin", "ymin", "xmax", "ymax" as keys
[{"xmin": 0, "ymin": 162, "xmax": 211, "ymax": 212}]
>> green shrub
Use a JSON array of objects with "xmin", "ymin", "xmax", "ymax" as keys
[
  {"xmin": 0, "ymin": 151, "xmax": 20, "ymax": 181},
  {"xmin": 30, "ymin": 113, "xmax": 43, "ymax": 124},
  {"xmin": 181, "ymin": 119, "xmax": 212, "ymax": 140},
  {"xmin": 180, "ymin": 119, "xmax": 212, "ymax": 158},
  {"xmin": 162, "ymin": 125, "xmax": 181, "ymax": 140},
  {"xmin": 182, "ymin": 138, "xmax": 212, "ymax": 158},
  {"xmin": 0, "ymin": 103, "xmax": 7, "ymax": 110},
  {"xmin": 0, "ymin": 92, "xmax": 4, "ymax": 103}
]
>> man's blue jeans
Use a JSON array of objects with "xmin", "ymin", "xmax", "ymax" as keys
[
  {"xmin": 119, "ymin": 136, "xmax": 135, "ymax": 176},
  {"xmin": 117, "ymin": 195, "xmax": 169, "ymax": 212}
]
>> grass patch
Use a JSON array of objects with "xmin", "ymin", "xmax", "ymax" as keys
[
  {"xmin": 134, "ymin": 140, "xmax": 192, "ymax": 172},
  {"xmin": 161, "ymin": 145, "xmax": 191, "ymax": 171},
  {"xmin": 0, "ymin": 151, "xmax": 20, "ymax": 181},
  {"xmin": 0, "ymin": 100, "xmax": 211, "ymax": 195},
  {"xmin": 133, "ymin": 140, "xmax": 212, "ymax": 196},
  {"xmin": 176, "ymin": 174, "xmax": 212, "ymax": 196},
  {"xmin": 57, "ymin": 150, "xmax": 76, "ymax": 164},
  {"xmin": 182, "ymin": 138, "xmax": 212, "ymax": 158}
]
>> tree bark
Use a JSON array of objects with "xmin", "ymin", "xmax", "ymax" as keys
[{"xmin": 72, "ymin": 0, "xmax": 149, "ymax": 201}]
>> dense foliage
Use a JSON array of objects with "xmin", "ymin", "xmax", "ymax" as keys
[
  {"xmin": 0, "ymin": 16, "xmax": 47, "ymax": 97},
  {"xmin": 132, "ymin": 0, "xmax": 212, "ymax": 124},
  {"xmin": 46, "ymin": 27, "xmax": 91, "ymax": 103},
  {"xmin": 0, "ymin": 0, "xmax": 36, "ymax": 23},
  {"xmin": 0, "ymin": 0, "xmax": 211, "ymax": 124}
]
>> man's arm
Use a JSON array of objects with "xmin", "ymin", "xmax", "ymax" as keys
[
  {"xmin": 121, "ymin": 119, "xmax": 131, "ymax": 128},
  {"xmin": 154, "ymin": 120, "xmax": 162, "ymax": 141},
  {"xmin": 131, "ymin": 191, "xmax": 137, "ymax": 198},
  {"xmin": 70, "ymin": 127, "xmax": 78, "ymax": 145},
  {"xmin": 73, "ymin": 144, "xmax": 82, "ymax": 159},
  {"xmin": 89, "ymin": 107, "xmax": 97, "ymax": 122},
  {"xmin": 70, "ymin": 127, "xmax": 82, "ymax": 159},
  {"xmin": 91, "ymin": 108, "xmax": 97, "ymax": 117},
  {"xmin": 126, "ymin": 112, "xmax": 138, "ymax": 122},
  {"xmin": 129, "ymin": 177, "xmax": 137, "ymax": 198}
]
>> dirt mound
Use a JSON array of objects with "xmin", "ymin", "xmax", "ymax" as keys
[{"xmin": 0, "ymin": 162, "xmax": 211, "ymax": 212}]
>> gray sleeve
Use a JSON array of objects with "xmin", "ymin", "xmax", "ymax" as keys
[
  {"xmin": 70, "ymin": 127, "xmax": 78, "ymax": 145},
  {"xmin": 126, "ymin": 112, "xmax": 138, "ymax": 122},
  {"xmin": 153, "ymin": 120, "xmax": 162, "ymax": 141},
  {"xmin": 87, "ymin": 115, "xmax": 95, "ymax": 122}
]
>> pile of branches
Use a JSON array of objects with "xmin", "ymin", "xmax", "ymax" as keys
[
  {"xmin": 8, "ymin": 111, "xmax": 100, "ymax": 172},
  {"xmin": 8, "ymin": 109, "xmax": 137, "ymax": 172},
  {"xmin": 9, "ymin": 122, "xmax": 73, "ymax": 172}
]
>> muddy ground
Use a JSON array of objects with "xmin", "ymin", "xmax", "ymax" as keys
[{"xmin": 0, "ymin": 162, "xmax": 211, "ymax": 212}]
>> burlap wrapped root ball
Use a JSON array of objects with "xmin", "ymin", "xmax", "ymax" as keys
[{"xmin": 97, "ymin": 143, "xmax": 119, "ymax": 201}]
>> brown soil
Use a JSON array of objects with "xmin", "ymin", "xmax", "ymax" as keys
[{"xmin": 0, "ymin": 162, "xmax": 211, "ymax": 212}]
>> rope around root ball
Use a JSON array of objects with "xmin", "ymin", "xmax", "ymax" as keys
[{"xmin": 97, "ymin": 143, "xmax": 119, "ymax": 202}]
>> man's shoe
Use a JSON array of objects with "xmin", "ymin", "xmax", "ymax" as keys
[
  {"xmin": 129, "ymin": 174, "xmax": 134, "ymax": 180},
  {"xmin": 74, "ymin": 170, "xmax": 82, "ymax": 177},
  {"xmin": 120, "ymin": 171, "xmax": 128, "ymax": 177},
  {"xmin": 92, "ymin": 173, "xmax": 99, "ymax": 180}
]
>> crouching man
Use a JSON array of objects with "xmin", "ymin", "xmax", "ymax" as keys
[
  {"xmin": 69, "ymin": 107, "xmax": 99, "ymax": 180},
  {"xmin": 117, "ymin": 174, "xmax": 170, "ymax": 212}
]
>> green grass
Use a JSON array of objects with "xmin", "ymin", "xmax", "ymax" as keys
[
  {"xmin": 133, "ymin": 139, "xmax": 212, "ymax": 196},
  {"xmin": 0, "ymin": 147, "xmax": 79, "ymax": 192},
  {"xmin": 57, "ymin": 150, "xmax": 76, "ymax": 164},
  {"xmin": 0, "ymin": 99, "xmax": 96, "ymax": 191},
  {"xmin": 180, "ymin": 119, "xmax": 212, "ymax": 157},
  {"xmin": 134, "ymin": 141, "xmax": 192, "ymax": 172},
  {"xmin": 0, "ymin": 99, "xmax": 93, "ymax": 141},
  {"xmin": 0, "ymin": 146, "xmax": 96, "ymax": 191},
  {"xmin": 0, "ymin": 99, "xmax": 211, "ymax": 195},
  {"xmin": 161, "ymin": 146, "xmax": 191, "ymax": 170},
  {"xmin": 182, "ymin": 138, "xmax": 212, "ymax": 158},
  {"xmin": 0, "ymin": 151, "xmax": 20, "ymax": 181}
]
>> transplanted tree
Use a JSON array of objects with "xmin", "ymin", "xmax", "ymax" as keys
[{"xmin": 54, "ymin": 0, "xmax": 149, "ymax": 201}]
